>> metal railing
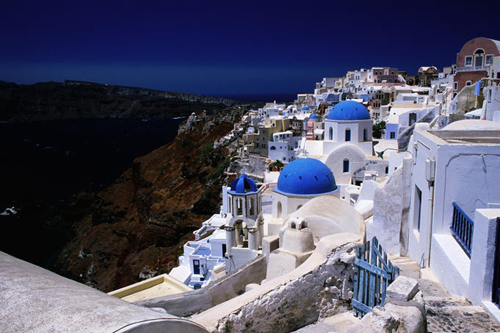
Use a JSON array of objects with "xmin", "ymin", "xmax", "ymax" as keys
[
  {"xmin": 450, "ymin": 202, "xmax": 474, "ymax": 258},
  {"xmin": 455, "ymin": 65, "xmax": 490, "ymax": 73}
]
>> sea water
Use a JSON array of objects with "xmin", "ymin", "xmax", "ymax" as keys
[{"xmin": 0, "ymin": 118, "xmax": 183, "ymax": 267}]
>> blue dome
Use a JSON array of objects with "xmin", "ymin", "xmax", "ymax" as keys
[
  {"xmin": 301, "ymin": 106, "xmax": 310, "ymax": 111},
  {"xmin": 309, "ymin": 114, "xmax": 319, "ymax": 120},
  {"xmin": 276, "ymin": 158, "xmax": 337, "ymax": 195},
  {"xmin": 327, "ymin": 101, "xmax": 370, "ymax": 121},
  {"xmin": 230, "ymin": 174, "xmax": 258, "ymax": 194}
]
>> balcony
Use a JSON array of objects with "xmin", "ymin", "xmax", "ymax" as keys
[
  {"xmin": 450, "ymin": 202, "xmax": 474, "ymax": 258},
  {"xmin": 455, "ymin": 65, "xmax": 490, "ymax": 73}
]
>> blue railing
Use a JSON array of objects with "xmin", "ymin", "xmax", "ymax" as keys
[{"xmin": 450, "ymin": 202, "xmax": 474, "ymax": 258}]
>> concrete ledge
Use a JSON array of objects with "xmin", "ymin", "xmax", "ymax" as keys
[
  {"xmin": 430, "ymin": 234, "xmax": 470, "ymax": 297},
  {"xmin": 482, "ymin": 301, "xmax": 500, "ymax": 325}
]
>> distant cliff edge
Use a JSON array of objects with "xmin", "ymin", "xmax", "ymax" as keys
[
  {"xmin": 49, "ymin": 105, "xmax": 246, "ymax": 292},
  {"xmin": 0, "ymin": 80, "xmax": 241, "ymax": 122}
]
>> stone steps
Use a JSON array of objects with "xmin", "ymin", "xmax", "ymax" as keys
[{"xmin": 389, "ymin": 255, "xmax": 421, "ymax": 280}]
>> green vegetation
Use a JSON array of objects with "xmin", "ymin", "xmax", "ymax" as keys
[
  {"xmin": 208, "ymin": 157, "xmax": 230, "ymax": 180},
  {"xmin": 373, "ymin": 121, "xmax": 386, "ymax": 139}
]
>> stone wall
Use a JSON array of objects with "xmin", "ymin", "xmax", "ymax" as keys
[
  {"xmin": 367, "ymin": 157, "xmax": 412, "ymax": 255},
  {"xmin": 136, "ymin": 255, "xmax": 267, "ymax": 317},
  {"xmin": 215, "ymin": 242, "xmax": 358, "ymax": 332}
]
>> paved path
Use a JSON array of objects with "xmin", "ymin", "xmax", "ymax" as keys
[{"xmin": 394, "ymin": 256, "xmax": 500, "ymax": 333}]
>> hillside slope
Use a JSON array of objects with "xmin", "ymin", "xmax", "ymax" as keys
[{"xmin": 50, "ymin": 106, "xmax": 245, "ymax": 292}]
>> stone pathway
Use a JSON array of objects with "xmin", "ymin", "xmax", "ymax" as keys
[
  {"xmin": 393, "ymin": 256, "xmax": 500, "ymax": 333},
  {"xmin": 295, "ymin": 256, "xmax": 500, "ymax": 332}
]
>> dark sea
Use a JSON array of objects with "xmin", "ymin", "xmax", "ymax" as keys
[{"xmin": 0, "ymin": 118, "xmax": 183, "ymax": 267}]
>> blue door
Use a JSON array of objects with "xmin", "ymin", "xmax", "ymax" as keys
[{"xmin": 193, "ymin": 259, "xmax": 200, "ymax": 275}]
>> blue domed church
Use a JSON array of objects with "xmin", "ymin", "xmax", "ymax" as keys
[
  {"xmin": 269, "ymin": 158, "xmax": 338, "ymax": 234},
  {"xmin": 301, "ymin": 101, "xmax": 388, "ymax": 195},
  {"xmin": 324, "ymin": 101, "xmax": 373, "ymax": 154}
]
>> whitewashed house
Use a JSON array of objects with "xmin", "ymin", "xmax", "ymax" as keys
[
  {"xmin": 267, "ymin": 131, "xmax": 301, "ymax": 164},
  {"xmin": 406, "ymin": 120, "xmax": 500, "ymax": 314}
]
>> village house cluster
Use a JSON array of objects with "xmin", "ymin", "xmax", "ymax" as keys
[{"xmin": 156, "ymin": 36, "xmax": 500, "ymax": 320}]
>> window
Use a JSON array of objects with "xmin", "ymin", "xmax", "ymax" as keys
[
  {"xmin": 486, "ymin": 55, "xmax": 493, "ymax": 65},
  {"xmin": 329, "ymin": 127, "xmax": 333, "ymax": 140},
  {"xmin": 343, "ymin": 159, "xmax": 350, "ymax": 173},
  {"xmin": 237, "ymin": 199, "xmax": 243, "ymax": 216},
  {"xmin": 249, "ymin": 198, "xmax": 255, "ymax": 215},
  {"xmin": 454, "ymin": 82, "xmax": 458, "ymax": 90},
  {"xmin": 414, "ymin": 186, "xmax": 422, "ymax": 232},
  {"xmin": 474, "ymin": 49, "xmax": 484, "ymax": 67},
  {"xmin": 277, "ymin": 201, "xmax": 282, "ymax": 218},
  {"xmin": 270, "ymin": 146, "xmax": 276, "ymax": 150},
  {"xmin": 466, "ymin": 81, "xmax": 472, "ymax": 86},
  {"xmin": 390, "ymin": 132, "xmax": 396, "ymax": 139},
  {"xmin": 363, "ymin": 128, "xmax": 368, "ymax": 141},
  {"xmin": 345, "ymin": 128, "xmax": 351, "ymax": 142},
  {"xmin": 465, "ymin": 56, "xmax": 473, "ymax": 66}
]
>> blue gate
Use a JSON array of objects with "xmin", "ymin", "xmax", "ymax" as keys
[{"xmin": 352, "ymin": 237, "xmax": 399, "ymax": 317}]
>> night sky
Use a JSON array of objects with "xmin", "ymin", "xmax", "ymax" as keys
[{"xmin": 1, "ymin": 0, "xmax": 499, "ymax": 98}]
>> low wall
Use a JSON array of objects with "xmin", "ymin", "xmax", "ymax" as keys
[
  {"xmin": 215, "ymin": 241, "xmax": 358, "ymax": 332},
  {"xmin": 0, "ymin": 251, "xmax": 206, "ymax": 333},
  {"xmin": 190, "ymin": 234, "xmax": 363, "ymax": 332},
  {"xmin": 135, "ymin": 255, "xmax": 267, "ymax": 317}
]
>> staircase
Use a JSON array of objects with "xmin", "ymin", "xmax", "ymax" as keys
[{"xmin": 391, "ymin": 255, "xmax": 500, "ymax": 332}]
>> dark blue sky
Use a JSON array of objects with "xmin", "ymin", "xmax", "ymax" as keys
[{"xmin": 1, "ymin": 0, "xmax": 499, "ymax": 97}]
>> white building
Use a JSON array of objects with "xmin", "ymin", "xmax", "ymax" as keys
[
  {"xmin": 406, "ymin": 120, "xmax": 500, "ymax": 312},
  {"xmin": 384, "ymin": 93, "xmax": 441, "ymax": 141},
  {"xmin": 267, "ymin": 131, "xmax": 301, "ymax": 164},
  {"xmin": 171, "ymin": 174, "xmax": 265, "ymax": 287},
  {"xmin": 266, "ymin": 158, "xmax": 339, "ymax": 236},
  {"xmin": 224, "ymin": 174, "xmax": 264, "ymax": 272}
]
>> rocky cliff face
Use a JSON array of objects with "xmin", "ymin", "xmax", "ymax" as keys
[
  {"xmin": 0, "ymin": 80, "xmax": 238, "ymax": 122},
  {"xmin": 49, "ymin": 106, "xmax": 245, "ymax": 292}
]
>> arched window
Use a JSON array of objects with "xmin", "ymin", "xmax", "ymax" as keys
[
  {"xmin": 277, "ymin": 201, "xmax": 282, "ymax": 218},
  {"xmin": 270, "ymin": 146, "xmax": 276, "ymax": 150},
  {"xmin": 466, "ymin": 81, "xmax": 472, "ymax": 86},
  {"xmin": 329, "ymin": 127, "xmax": 333, "ymax": 140},
  {"xmin": 237, "ymin": 199, "xmax": 243, "ymax": 216},
  {"xmin": 343, "ymin": 159, "xmax": 350, "ymax": 173},
  {"xmin": 474, "ymin": 49, "xmax": 484, "ymax": 68},
  {"xmin": 345, "ymin": 128, "xmax": 351, "ymax": 142}
]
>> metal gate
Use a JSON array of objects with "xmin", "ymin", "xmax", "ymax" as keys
[{"xmin": 352, "ymin": 237, "xmax": 399, "ymax": 317}]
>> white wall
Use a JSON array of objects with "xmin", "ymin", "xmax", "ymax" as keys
[
  {"xmin": 469, "ymin": 209, "xmax": 500, "ymax": 304},
  {"xmin": 408, "ymin": 128, "xmax": 500, "ymax": 273},
  {"xmin": 407, "ymin": 130, "xmax": 438, "ymax": 267},
  {"xmin": 324, "ymin": 144, "xmax": 366, "ymax": 186}
]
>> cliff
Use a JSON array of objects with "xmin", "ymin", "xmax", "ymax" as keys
[
  {"xmin": 0, "ymin": 80, "xmax": 238, "ymax": 122},
  {"xmin": 49, "ymin": 106, "xmax": 246, "ymax": 292}
]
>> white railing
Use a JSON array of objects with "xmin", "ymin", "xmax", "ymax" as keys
[{"xmin": 455, "ymin": 66, "xmax": 490, "ymax": 73}]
